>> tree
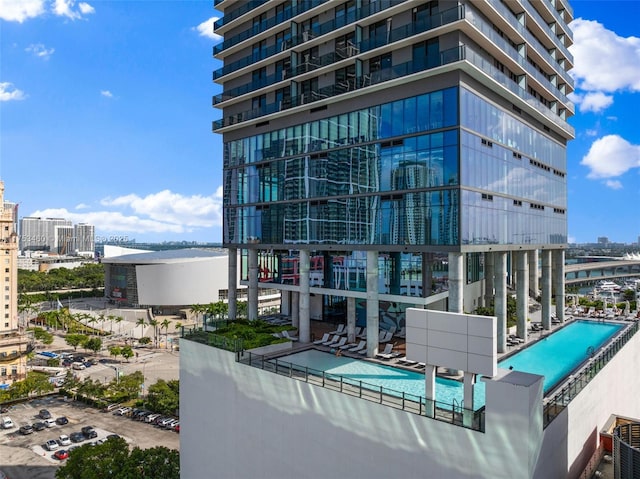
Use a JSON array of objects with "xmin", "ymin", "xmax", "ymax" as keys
[
  {"xmin": 109, "ymin": 346, "xmax": 122, "ymax": 362},
  {"xmin": 83, "ymin": 337, "xmax": 102, "ymax": 356},
  {"xmin": 112, "ymin": 315, "xmax": 124, "ymax": 334},
  {"xmin": 55, "ymin": 437, "xmax": 179, "ymax": 479},
  {"xmin": 65, "ymin": 333, "xmax": 88, "ymax": 351},
  {"xmin": 31, "ymin": 326, "xmax": 54, "ymax": 346},
  {"xmin": 145, "ymin": 379, "xmax": 179, "ymax": 416},
  {"xmin": 121, "ymin": 345, "xmax": 134, "ymax": 362},
  {"xmin": 160, "ymin": 319, "xmax": 170, "ymax": 349},
  {"xmin": 136, "ymin": 317, "xmax": 146, "ymax": 339},
  {"xmin": 148, "ymin": 319, "xmax": 159, "ymax": 348}
]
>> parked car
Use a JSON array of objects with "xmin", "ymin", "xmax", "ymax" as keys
[
  {"xmin": 103, "ymin": 403, "xmax": 121, "ymax": 413},
  {"xmin": 32, "ymin": 422, "xmax": 46, "ymax": 432},
  {"xmin": 39, "ymin": 409, "xmax": 52, "ymax": 420},
  {"xmin": 45, "ymin": 439, "xmax": 59, "ymax": 451},
  {"xmin": 19, "ymin": 424, "xmax": 33, "ymax": 435},
  {"xmin": 114, "ymin": 407, "xmax": 131, "ymax": 416},
  {"xmin": 58, "ymin": 434, "xmax": 71, "ymax": 446},
  {"xmin": 158, "ymin": 417, "xmax": 176, "ymax": 428},
  {"xmin": 44, "ymin": 418, "xmax": 56, "ymax": 428},
  {"xmin": 145, "ymin": 414, "xmax": 161, "ymax": 423},
  {"xmin": 81, "ymin": 426, "xmax": 97, "ymax": 439},
  {"xmin": 53, "ymin": 449, "xmax": 69, "ymax": 460},
  {"xmin": 55, "ymin": 416, "xmax": 68, "ymax": 426},
  {"xmin": 70, "ymin": 432, "xmax": 85, "ymax": 443},
  {"xmin": 1, "ymin": 417, "xmax": 14, "ymax": 429},
  {"xmin": 71, "ymin": 362, "xmax": 86, "ymax": 370},
  {"xmin": 106, "ymin": 434, "xmax": 120, "ymax": 441}
]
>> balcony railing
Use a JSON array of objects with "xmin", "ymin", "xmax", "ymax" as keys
[
  {"xmin": 213, "ymin": 0, "xmax": 263, "ymax": 30},
  {"xmin": 238, "ymin": 350, "xmax": 485, "ymax": 432},
  {"xmin": 212, "ymin": 45, "xmax": 465, "ymax": 130},
  {"xmin": 213, "ymin": 0, "xmax": 405, "ymax": 81},
  {"xmin": 520, "ymin": 0, "xmax": 573, "ymax": 64},
  {"xmin": 214, "ymin": 0, "xmax": 328, "ymax": 56},
  {"xmin": 543, "ymin": 321, "xmax": 638, "ymax": 428}
]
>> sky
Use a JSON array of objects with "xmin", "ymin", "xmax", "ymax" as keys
[{"xmin": 0, "ymin": 0, "xmax": 639, "ymax": 245}]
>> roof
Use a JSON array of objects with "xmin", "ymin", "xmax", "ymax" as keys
[{"xmin": 101, "ymin": 248, "xmax": 227, "ymax": 265}]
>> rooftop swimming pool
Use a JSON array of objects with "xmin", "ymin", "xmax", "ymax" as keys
[{"xmin": 281, "ymin": 320, "xmax": 624, "ymax": 411}]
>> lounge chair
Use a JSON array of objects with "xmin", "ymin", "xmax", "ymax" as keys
[
  {"xmin": 322, "ymin": 335, "xmax": 341, "ymax": 346},
  {"xmin": 357, "ymin": 328, "xmax": 367, "ymax": 339},
  {"xmin": 395, "ymin": 327, "xmax": 406, "ymax": 338},
  {"xmin": 313, "ymin": 333, "xmax": 330, "ymax": 345},
  {"xmin": 282, "ymin": 330, "xmax": 298, "ymax": 341},
  {"xmin": 328, "ymin": 324, "xmax": 345, "ymax": 335},
  {"xmin": 379, "ymin": 331, "xmax": 393, "ymax": 343},
  {"xmin": 414, "ymin": 362, "xmax": 426, "ymax": 369},
  {"xmin": 375, "ymin": 344, "xmax": 395, "ymax": 359},
  {"xmin": 397, "ymin": 357, "xmax": 418, "ymax": 366},
  {"xmin": 348, "ymin": 341, "xmax": 366, "ymax": 353},
  {"xmin": 328, "ymin": 337, "xmax": 347, "ymax": 348}
]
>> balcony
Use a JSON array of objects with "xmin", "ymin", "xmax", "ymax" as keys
[
  {"xmin": 213, "ymin": 0, "xmax": 406, "ymax": 81},
  {"xmin": 213, "ymin": 0, "xmax": 328, "ymax": 56},
  {"xmin": 213, "ymin": 0, "xmax": 263, "ymax": 30},
  {"xmin": 520, "ymin": 0, "xmax": 573, "ymax": 65},
  {"xmin": 213, "ymin": 5, "xmax": 464, "ymax": 106}
]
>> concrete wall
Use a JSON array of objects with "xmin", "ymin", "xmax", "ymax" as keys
[{"xmin": 181, "ymin": 340, "xmax": 544, "ymax": 479}]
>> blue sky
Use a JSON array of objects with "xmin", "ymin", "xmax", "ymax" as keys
[{"xmin": 0, "ymin": 1, "xmax": 639, "ymax": 245}]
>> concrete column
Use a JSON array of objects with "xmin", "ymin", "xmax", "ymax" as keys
[
  {"xmin": 227, "ymin": 248, "xmax": 237, "ymax": 320},
  {"xmin": 280, "ymin": 290, "xmax": 290, "ymax": 317},
  {"xmin": 541, "ymin": 250, "xmax": 552, "ymax": 330},
  {"xmin": 366, "ymin": 250, "xmax": 379, "ymax": 358},
  {"xmin": 390, "ymin": 252, "xmax": 401, "ymax": 295},
  {"xmin": 553, "ymin": 249, "xmax": 565, "ymax": 323},
  {"xmin": 463, "ymin": 372, "xmax": 475, "ymax": 428},
  {"xmin": 299, "ymin": 249, "xmax": 311, "ymax": 342},
  {"xmin": 347, "ymin": 297, "xmax": 356, "ymax": 343},
  {"xmin": 422, "ymin": 253, "xmax": 433, "ymax": 298},
  {"xmin": 248, "ymin": 248, "xmax": 259, "ymax": 321},
  {"xmin": 528, "ymin": 249, "xmax": 539, "ymax": 298},
  {"xmin": 424, "ymin": 364, "xmax": 436, "ymax": 418},
  {"xmin": 484, "ymin": 252, "xmax": 494, "ymax": 308},
  {"xmin": 291, "ymin": 292, "xmax": 299, "ymax": 328},
  {"xmin": 515, "ymin": 251, "xmax": 529, "ymax": 341},
  {"xmin": 495, "ymin": 252, "xmax": 507, "ymax": 353},
  {"xmin": 448, "ymin": 252, "xmax": 464, "ymax": 313}
]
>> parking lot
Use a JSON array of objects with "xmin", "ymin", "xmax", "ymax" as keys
[{"xmin": 0, "ymin": 395, "xmax": 179, "ymax": 479}]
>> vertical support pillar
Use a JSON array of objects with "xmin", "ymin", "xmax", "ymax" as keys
[
  {"xmin": 366, "ymin": 250, "xmax": 379, "ymax": 358},
  {"xmin": 529, "ymin": 249, "xmax": 539, "ymax": 298},
  {"xmin": 424, "ymin": 364, "xmax": 436, "ymax": 418},
  {"xmin": 553, "ymin": 249, "xmax": 565, "ymax": 323},
  {"xmin": 248, "ymin": 248, "xmax": 259, "ymax": 321},
  {"xmin": 299, "ymin": 249, "xmax": 311, "ymax": 342},
  {"xmin": 422, "ymin": 253, "xmax": 433, "ymax": 298},
  {"xmin": 347, "ymin": 297, "xmax": 356, "ymax": 343},
  {"xmin": 495, "ymin": 252, "xmax": 507, "ymax": 353},
  {"xmin": 516, "ymin": 251, "xmax": 529, "ymax": 341},
  {"xmin": 463, "ymin": 372, "xmax": 475, "ymax": 428},
  {"xmin": 484, "ymin": 252, "xmax": 494, "ymax": 308},
  {"xmin": 227, "ymin": 248, "xmax": 237, "ymax": 320},
  {"xmin": 280, "ymin": 290, "xmax": 290, "ymax": 317},
  {"xmin": 390, "ymin": 252, "xmax": 401, "ymax": 295},
  {"xmin": 291, "ymin": 292, "xmax": 299, "ymax": 328},
  {"xmin": 448, "ymin": 252, "xmax": 464, "ymax": 313},
  {"xmin": 541, "ymin": 250, "xmax": 552, "ymax": 330}
]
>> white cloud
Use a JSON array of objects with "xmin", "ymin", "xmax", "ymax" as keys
[
  {"xmin": 100, "ymin": 90, "xmax": 113, "ymax": 98},
  {"xmin": 0, "ymin": 82, "xmax": 26, "ymax": 101},
  {"xmin": 25, "ymin": 43, "xmax": 55, "ymax": 59},
  {"xmin": 581, "ymin": 135, "xmax": 640, "ymax": 179},
  {"xmin": 570, "ymin": 19, "xmax": 640, "ymax": 93},
  {"xmin": 604, "ymin": 180, "xmax": 623, "ymax": 190},
  {"xmin": 52, "ymin": 0, "xmax": 94, "ymax": 20},
  {"xmin": 574, "ymin": 91, "xmax": 614, "ymax": 113},
  {"xmin": 0, "ymin": 0, "xmax": 45, "ymax": 22},
  {"xmin": 30, "ymin": 189, "xmax": 222, "ymax": 235},
  {"xmin": 194, "ymin": 16, "xmax": 222, "ymax": 41}
]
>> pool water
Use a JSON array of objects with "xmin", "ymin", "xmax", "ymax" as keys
[{"xmin": 282, "ymin": 320, "xmax": 623, "ymax": 410}]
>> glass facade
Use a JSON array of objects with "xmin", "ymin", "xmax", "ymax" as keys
[{"xmin": 224, "ymin": 87, "xmax": 459, "ymax": 245}]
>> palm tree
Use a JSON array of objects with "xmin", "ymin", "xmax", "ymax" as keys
[
  {"xmin": 190, "ymin": 304, "xmax": 205, "ymax": 326},
  {"xmin": 148, "ymin": 319, "xmax": 159, "ymax": 348},
  {"xmin": 113, "ymin": 315, "xmax": 124, "ymax": 335},
  {"xmin": 136, "ymin": 317, "xmax": 146, "ymax": 339},
  {"xmin": 87, "ymin": 315, "xmax": 98, "ymax": 336},
  {"xmin": 160, "ymin": 319, "xmax": 170, "ymax": 349}
]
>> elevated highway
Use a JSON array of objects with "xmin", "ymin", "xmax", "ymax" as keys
[{"xmin": 565, "ymin": 259, "xmax": 640, "ymax": 286}]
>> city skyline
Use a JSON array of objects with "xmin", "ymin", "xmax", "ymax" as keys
[{"xmin": 1, "ymin": 0, "xmax": 639, "ymax": 244}]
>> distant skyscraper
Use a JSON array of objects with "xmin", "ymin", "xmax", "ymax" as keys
[
  {"xmin": 74, "ymin": 223, "xmax": 95, "ymax": 254},
  {"xmin": 19, "ymin": 217, "xmax": 72, "ymax": 252},
  {"xmin": 597, "ymin": 236, "xmax": 609, "ymax": 245}
]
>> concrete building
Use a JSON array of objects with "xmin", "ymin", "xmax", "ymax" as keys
[
  {"xmin": 101, "ymin": 247, "xmax": 280, "ymax": 315},
  {"xmin": 177, "ymin": 2, "xmax": 629, "ymax": 479},
  {"xmin": 19, "ymin": 217, "xmax": 72, "ymax": 252},
  {"xmin": 74, "ymin": 223, "xmax": 95, "ymax": 256},
  {"xmin": 0, "ymin": 182, "xmax": 31, "ymax": 388}
]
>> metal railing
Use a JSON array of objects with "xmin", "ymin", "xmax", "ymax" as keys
[
  {"xmin": 182, "ymin": 326, "xmax": 244, "ymax": 353},
  {"xmin": 238, "ymin": 351, "xmax": 485, "ymax": 432},
  {"xmin": 543, "ymin": 321, "xmax": 639, "ymax": 428},
  {"xmin": 614, "ymin": 423, "xmax": 640, "ymax": 479}
]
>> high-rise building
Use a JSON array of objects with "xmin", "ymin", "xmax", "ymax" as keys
[
  {"xmin": 74, "ymin": 223, "xmax": 95, "ymax": 254},
  {"xmin": 180, "ymin": 2, "xmax": 622, "ymax": 478},
  {"xmin": 0, "ymin": 181, "xmax": 31, "ymax": 386},
  {"xmin": 19, "ymin": 217, "xmax": 72, "ymax": 252}
]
